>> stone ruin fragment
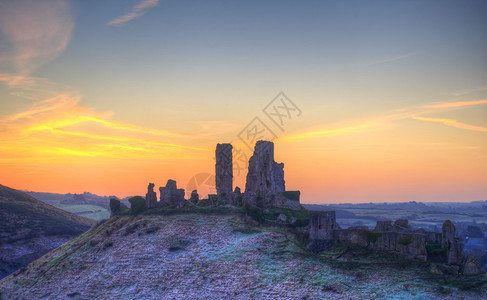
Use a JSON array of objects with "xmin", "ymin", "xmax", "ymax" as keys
[
  {"xmin": 145, "ymin": 183, "xmax": 157, "ymax": 208},
  {"xmin": 159, "ymin": 179, "xmax": 188, "ymax": 208},
  {"xmin": 442, "ymin": 220, "xmax": 463, "ymax": 266},
  {"xmin": 211, "ymin": 140, "xmax": 300, "ymax": 210},
  {"xmin": 215, "ymin": 143, "xmax": 233, "ymax": 196},
  {"xmin": 243, "ymin": 140, "xmax": 301, "ymax": 210},
  {"xmin": 308, "ymin": 211, "xmax": 337, "ymax": 252}
]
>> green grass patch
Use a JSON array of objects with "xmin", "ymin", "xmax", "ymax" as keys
[
  {"xmin": 266, "ymin": 207, "xmax": 309, "ymax": 227},
  {"xmin": 279, "ymin": 191, "xmax": 300, "ymax": 201}
]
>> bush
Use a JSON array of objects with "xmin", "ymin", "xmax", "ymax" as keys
[
  {"xmin": 109, "ymin": 198, "xmax": 121, "ymax": 216},
  {"xmin": 280, "ymin": 191, "xmax": 300, "ymax": 201},
  {"xmin": 267, "ymin": 207, "xmax": 309, "ymax": 227},
  {"xmin": 128, "ymin": 196, "xmax": 146, "ymax": 215},
  {"xmin": 243, "ymin": 202, "xmax": 265, "ymax": 223}
]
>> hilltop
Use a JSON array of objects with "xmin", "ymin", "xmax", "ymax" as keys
[
  {"xmin": 0, "ymin": 184, "xmax": 96, "ymax": 279},
  {"xmin": 1, "ymin": 211, "xmax": 486, "ymax": 298}
]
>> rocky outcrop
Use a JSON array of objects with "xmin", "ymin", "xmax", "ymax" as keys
[
  {"xmin": 442, "ymin": 220, "xmax": 463, "ymax": 265},
  {"xmin": 145, "ymin": 183, "xmax": 157, "ymax": 208},
  {"xmin": 215, "ymin": 143, "xmax": 233, "ymax": 196},
  {"xmin": 462, "ymin": 254, "xmax": 481, "ymax": 275}
]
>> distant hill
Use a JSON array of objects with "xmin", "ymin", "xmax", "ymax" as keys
[
  {"xmin": 0, "ymin": 184, "xmax": 96, "ymax": 279},
  {"xmin": 1, "ymin": 212, "xmax": 485, "ymax": 298},
  {"xmin": 25, "ymin": 191, "xmax": 131, "ymax": 221}
]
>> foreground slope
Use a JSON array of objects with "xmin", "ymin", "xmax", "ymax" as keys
[
  {"xmin": 0, "ymin": 184, "xmax": 96, "ymax": 278},
  {"xmin": 1, "ymin": 212, "xmax": 486, "ymax": 299}
]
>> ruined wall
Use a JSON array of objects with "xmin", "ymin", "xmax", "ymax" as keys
[
  {"xmin": 244, "ymin": 141, "xmax": 287, "ymax": 208},
  {"xmin": 442, "ymin": 220, "xmax": 463, "ymax": 265},
  {"xmin": 308, "ymin": 211, "xmax": 337, "ymax": 251},
  {"xmin": 161, "ymin": 179, "xmax": 187, "ymax": 208},
  {"xmin": 245, "ymin": 141, "xmax": 285, "ymax": 196},
  {"xmin": 373, "ymin": 232, "xmax": 427, "ymax": 262}
]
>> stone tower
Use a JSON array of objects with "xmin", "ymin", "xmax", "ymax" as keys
[
  {"xmin": 245, "ymin": 140, "xmax": 285, "ymax": 198},
  {"xmin": 215, "ymin": 143, "xmax": 233, "ymax": 196},
  {"xmin": 145, "ymin": 183, "xmax": 157, "ymax": 208}
]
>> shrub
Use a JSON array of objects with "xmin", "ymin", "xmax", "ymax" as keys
[
  {"xmin": 109, "ymin": 198, "xmax": 121, "ymax": 216},
  {"xmin": 128, "ymin": 196, "xmax": 146, "ymax": 215},
  {"xmin": 243, "ymin": 202, "xmax": 265, "ymax": 223},
  {"xmin": 398, "ymin": 236, "xmax": 412, "ymax": 246},
  {"xmin": 235, "ymin": 195, "xmax": 243, "ymax": 207},
  {"xmin": 267, "ymin": 207, "xmax": 309, "ymax": 227}
]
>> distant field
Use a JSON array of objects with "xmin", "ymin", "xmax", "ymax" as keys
[
  {"xmin": 34, "ymin": 201, "xmax": 109, "ymax": 221},
  {"xmin": 55, "ymin": 204, "xmax": 109, "ymax": 221}
]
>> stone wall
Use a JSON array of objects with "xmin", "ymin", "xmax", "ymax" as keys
[{"xmin": 308, "ymin": 211, "xmax": 337, "ymax": 251}]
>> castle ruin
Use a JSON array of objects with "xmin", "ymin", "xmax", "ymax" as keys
[{"xmin": 136, "ymin": 140, "xmax": 476, "ymax": 274}]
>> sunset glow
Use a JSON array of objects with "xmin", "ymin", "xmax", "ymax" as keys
[{"xmin": 1, "ymin": 0, "xmax": 486, "ymax": 203}]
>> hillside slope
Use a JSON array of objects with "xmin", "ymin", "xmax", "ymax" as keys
[
  {"xmin": 0, "ymin": 184, "xmax": 96, "ymax": 279},
  {"xmin": 1, "ymin": 212, "xmax": 486, "ymax": 298}
]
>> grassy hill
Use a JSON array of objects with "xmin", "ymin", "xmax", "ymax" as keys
[
  {"xmin": 0, "ymin": 184, "xmax": 96, "ymax": 278},
  {"xmin": 1, "ymin": 212, "xmax": 486, "ymax": 298},
  {"xmin": 25, "ymin": 191, "xmax": 112, "ymax": 221}
]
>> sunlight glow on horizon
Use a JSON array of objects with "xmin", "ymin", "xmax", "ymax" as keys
[{"xmin": 1, "ymin": 0, "xmax": 486, "ymax": 203}]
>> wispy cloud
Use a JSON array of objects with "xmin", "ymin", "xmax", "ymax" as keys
[
  {"xmin": 0, "ymin": 0, "xmax": 73, "ymax": 76},
  {"xmin": 362, "ymin": 50, "xmax": 424, "ymax": 67},
  {"xmin": 108, "ymin": 0, "xmax": 159, "ymax": 26},
  {"xmin": 451, "ymin": 85, "xmax": 487, "ymax": 97},
  {"xmin": 424, "ymin": 99, "xmax": 487, "ymax": 109},
  {"xmin": 282, "ymin": 98, "xmax": 487, "ymax": 142},
  {"xmin": 413, "ymin": 117, "xmax": 487, "ymax": 132}
]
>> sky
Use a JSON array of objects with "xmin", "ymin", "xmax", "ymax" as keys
[{"xmin": 0, "ymin": 0, "xmax": 486, "ymax": 203}]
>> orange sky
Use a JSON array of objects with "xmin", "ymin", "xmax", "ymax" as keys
[{"xmin": 1, "ymin": 0, "xmax": 486, "ymax": 203}]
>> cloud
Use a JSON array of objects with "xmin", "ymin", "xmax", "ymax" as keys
[
  {"xmin": 0, "ymin": 92, "xmax": 209, "ymax": 160},
  {"xmin": 108, "ymin": 0, "xmax": 159, "ymax": 26},
  {"xmin": 413, "ymin": 117, "xmax": 487, "ymax": 132},
  {"xmin": 0, "ymin": 0, "xmax": 73, "ymax": 76},
  {"xmin": 0, "ymin": 0, "xmax": 207, "ymax": 162},
  {"xmin": 281, "ymin": 98, "xmax": 487, "ymax": 142},
  {"xmin": 450, "ymin": 85, "xmax": 487, "ymax": 97},
  {"xmin": 424, "ymin": 99, "xmax": 487, "ymax": 109},
  {"xmin": 362, "ymin": 50, "xmax": 424, "ymax": 67}
]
